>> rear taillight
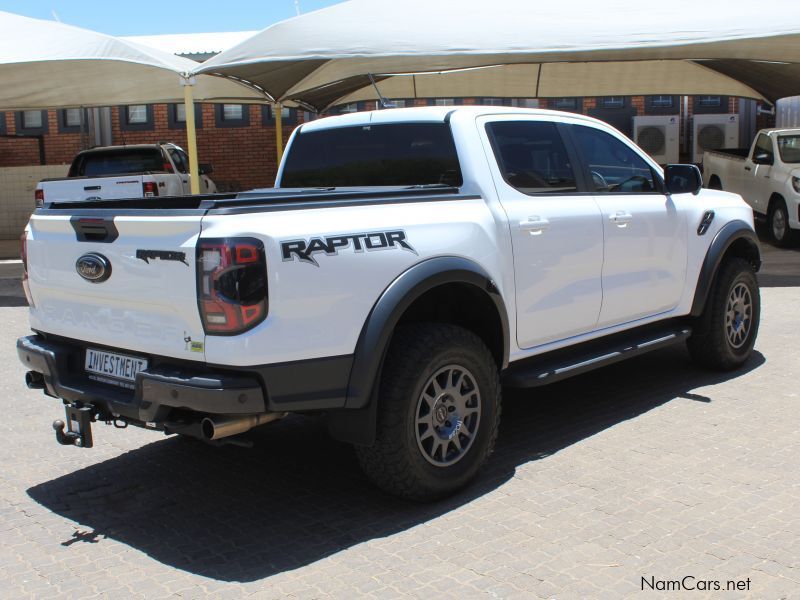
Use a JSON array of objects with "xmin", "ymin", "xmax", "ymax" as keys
[
  {"xmin": 196, "ymin": 238, "xmax": 267, "ymax": 335},
  {"xmin": 142, "ymin": 181, "xmax": 159, "ymax": 197},
  {"xmin": 20, "ymin": 231, "xmax": 34, "ymax": 306},
  {"xmin": 34, "ymin": 189, "xmax": 44, "ymax": 208}
]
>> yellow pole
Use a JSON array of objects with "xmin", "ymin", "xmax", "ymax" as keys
[
  {"xmin": 275, "ymin": 102, "xmax": 284, "ymax": 164},
  {"xmin": 182, "ymin": 77, "xmax": 201, "ymax": 195}
]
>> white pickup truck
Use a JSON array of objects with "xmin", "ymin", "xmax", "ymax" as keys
[
  {"xmin": 703, "ymin": 128, "xmax": 800, "ymax": 246},
  {"xmin": 35, "ymin": 143, "xmax": 217, "ymax": 206},
  {"xmin": 18, "ymin": 107, "xmax": 761, "ymax": 500}
]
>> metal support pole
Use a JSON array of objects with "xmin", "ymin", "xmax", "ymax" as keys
[
  {"xmin": 275, "ymin": 102, "xmax": 284, "ymax": 164},
  {"xmin": 182, "ymin": 76, "xmax": 201, "ymax": 195}
]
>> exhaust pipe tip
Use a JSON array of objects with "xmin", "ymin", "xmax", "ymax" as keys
[
  {"xmin": 200, "ymin": 412, "xmax": 286, "ymax": 441},
  {"xmin": 25, "ymin": 371, "xmax": 45, "ymax": 389},
  {"xmin": 200, "ymin": 417, "xmax": 217, "ymax": 441}
]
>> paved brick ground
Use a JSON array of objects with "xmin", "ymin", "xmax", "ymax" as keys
[{"xmin": 0, "ymin": 237, "xmax": 798, "ymax": 599}]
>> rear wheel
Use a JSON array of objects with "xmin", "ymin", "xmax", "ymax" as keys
[
  {"xmin": 687, "ymin": 257, "xmax": 760, "ymax": 370},
  {"xmin": 768, "ymin": 200, "xmax": 794, "ymax": 247},
  {"xmin": 355, "ymin": 323, "xmax": 501, "ymax": 501}
]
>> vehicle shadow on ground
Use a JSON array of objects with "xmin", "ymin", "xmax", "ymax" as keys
[
  {"xmin": 27, "ymin": 345, "xmax": 764, "ymax": 582},
  {"xmin": 0, "ymin": 278, "xmax": 27, "ymax": 307},
  {"xmin": 754, "ymin": 222, "xmax": 800, "ymax": 287}
]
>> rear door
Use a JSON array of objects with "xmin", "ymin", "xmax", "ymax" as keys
[
  {"xmin": 568, "ymin": 123, "xmax": 687, "ymax": 328},
  {"xmin": 481, "ymin": 116, "xmax": 604, "ymax": 349},
  {"xmin": 26, "ymin": 210, "xmax": 206, "ymax": 361}
]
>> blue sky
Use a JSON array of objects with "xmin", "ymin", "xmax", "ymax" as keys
[{"xmin": 0, "ymin": 0, "xmax": 347, "ymax": 35}]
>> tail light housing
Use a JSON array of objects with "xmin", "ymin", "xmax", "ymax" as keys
[
  {"xmin": 142, "ymin": 181, "xmax": 159, "ymax": 197},
  {"xmin": 34, "ymin": 189, "xmax": 44, "ymax": 208},
  {"xmin": 197, "ymin": 238, "xmax": 268, "ymax": 335},
  {"xmin": 20, "ymin": 231, "xmax": 34, "ymax": 306}
]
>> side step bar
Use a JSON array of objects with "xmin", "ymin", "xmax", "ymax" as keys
[{"xmin": 503, "ymin": 326, "xmax": 692, "ymax": 388}]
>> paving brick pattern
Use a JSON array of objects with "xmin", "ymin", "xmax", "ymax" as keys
[{"xmin": 0, "ymin": 246, "xmax": 798, "ymax": 598}]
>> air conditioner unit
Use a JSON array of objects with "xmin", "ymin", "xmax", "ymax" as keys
[
  {"xmin": 633, "ymin": 115, "xmax": 679, "ymax": 164},
  {"xmin": 693, "ymin": 114, "xmax": 739, "ymax": 163}
]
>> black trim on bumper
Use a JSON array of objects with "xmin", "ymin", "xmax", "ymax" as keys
[{"xmin": 18, "ymin": 335, "xmax": 265, "ymax": 423}]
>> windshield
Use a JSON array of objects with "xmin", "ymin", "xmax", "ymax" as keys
[
  {"xmin": 74, "ymin": 148, "xmax": 164, "ymax": 177},
  {"xmin": 777, "ymin": 135, "xmax": 800, "ymax": 164},
  {"xmin": 280, "ymin": 123, "xmax": 462, "ymax": 188}
]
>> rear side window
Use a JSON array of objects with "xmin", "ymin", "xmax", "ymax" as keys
[
  {"xmin": 571, "ymin": 125, "xmax": 660, "ymax": 193},
  {"xmin": 486, "ymin": 121, "xmax": 578, "ymax": 194},
  {"xmin": 76, "ymin": 149, "xmax": 164, "ymax": 177},
  {"xmin": 280, "ymin": 123, "xmax": 462, "ymax": 187},
  {"xmin": 777, "ymin": 134, "xmax": 800, "ymax": 163}
]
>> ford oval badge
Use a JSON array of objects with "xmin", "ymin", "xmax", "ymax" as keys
[{"xmin": 75, "ymin": 253, "xmax": 111, "ymax": 283}]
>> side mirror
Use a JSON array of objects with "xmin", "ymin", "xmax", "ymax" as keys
[
  {"xmin": 665, "ymin": 164, "xmax": 702, "ymax": 195},
  {"xmin": 199, "ymin": 163, "xmax": 213, "ymax": 175},
  {"xmin": 752, "ymin": 152, "xmax": 773, "ymax": 166}
]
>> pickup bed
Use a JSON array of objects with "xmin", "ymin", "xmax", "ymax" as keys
[
  {"xmin": 18, "ymin": 107, "xmax": 761, "ymax": 500},
  {"xmin": 35, "ymin": 143, "xmax": 217, "ymax": 206},
  {"xmin": 703, "ymin": 128, "xmax": 800, "ymax": 246}
]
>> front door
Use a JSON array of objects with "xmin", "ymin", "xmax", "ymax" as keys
[
  {"xmin": 741, "ymin": 133, "xmax": 775, "ymax": 213},
  {"xmin": 482, "ymin": 118, "xmax": 604, "ymax": 349},
  {"xmin": 569, "ymin": 124, "xmax": 687, "ymax": 327}
]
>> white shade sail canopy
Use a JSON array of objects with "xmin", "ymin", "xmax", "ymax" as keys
[
  {"xmin": 196, "ymin": 0, "xmax": 800, "ymax": 111},
  {"xmin": 0, "ymin": 10, "xmax": 265, "ymax": 110}
]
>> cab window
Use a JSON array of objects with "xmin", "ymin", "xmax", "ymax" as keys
[
  {"xmin": 572, "ymin": 125, "xmax": 660, "ymax": 193},
  {"xmin": 486, "ymin": 121, "xmax": 578, "ymax": 194},
  {"xmin": 169, "ymin": 148, "xmax": 188, "ymax": 174},
  {"xmin": 752, "ymin": 134, "xmax": 774, "ymax": 164}
]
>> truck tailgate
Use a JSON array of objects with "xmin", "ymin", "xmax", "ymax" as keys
[
  {"xmin": 42, "ymin": 176, "xmax": 145, "ymax": 202},
  {"xmin": 26, "ymin": 213, "xmax": 205, "ymax": 361}
]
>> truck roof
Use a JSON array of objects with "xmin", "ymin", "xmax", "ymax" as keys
[
  {"xmin": 301, "ymin": 105, "xmax": 609, "ymax": 133},
  {"xmin": 76, "ymin": 143, "xmax": 176, "ymax": 156},
  {"xmin": 765, "ymin": 128, "xmax": 800, "ymax": 136}
]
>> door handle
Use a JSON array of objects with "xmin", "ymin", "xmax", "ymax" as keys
[
  {"xmin": 744, "ymin": 166, "xmax": 752, "ymax": 171},
  {"xmin": 519, "ymin": 216, "xmax": 550, "ymax": 235},
  {"xmin": 609, "ymin": 211, "xmax": 633, "ymax": 227}
]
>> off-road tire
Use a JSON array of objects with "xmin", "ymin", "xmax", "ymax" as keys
[
  {"xmin": 768, "ymin": 200, "xmax": 794, "ymax": 248},
  {"xmin": 355, "ymin": 323, "xmax": 501, "ymax": 501},
  {"xmin": 687, "ymin": 257, "xmax": 760, "ymax": 370}
]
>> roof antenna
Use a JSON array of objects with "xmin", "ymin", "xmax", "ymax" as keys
[
  {"xmin": 294, "ymin": 0, "xmax": 301, "ymax": 15},
  {"xmin": 368, "ymin": 73, "xmax": 394, "ymax": 109}
]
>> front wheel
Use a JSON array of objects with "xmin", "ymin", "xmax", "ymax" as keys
[
  {"xmin": 687, "ymin": 257, "xmax": 760, "ymax": 370},
  {"xmin": 769, "ymin": 200, "xmax": 794, "ymax": 247},
  {"xmin": 355, "ymin": 323, "xmax": 501, "ymax": 501}
]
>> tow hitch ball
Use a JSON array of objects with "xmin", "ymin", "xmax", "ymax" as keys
[{"xmin": 52, "ymin": 404, "xmax": 95, "ymax": 448}]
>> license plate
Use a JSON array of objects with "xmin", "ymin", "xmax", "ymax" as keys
[{"xmin": 85, "ymin": 348, "xmax": 148, "ymax": 387}]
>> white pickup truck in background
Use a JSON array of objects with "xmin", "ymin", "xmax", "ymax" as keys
[
  {"xmin": 703, "ymin": 128, "xmax": 800, "ymax": 246},
  {"xmin": 35, "ymin": 143, "xmax": 217, "ymax": 206}
]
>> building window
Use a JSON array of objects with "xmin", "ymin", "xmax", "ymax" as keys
[
  {"xmin": 552, "ymin": 98, "xmax": 579, "ymax": 110},
  {"xmin": 262, "ymin": 104, "xmax": 297, "ymax": 125},
  {"xmin": 14, "ymin": 110, "xmax": 49, "ymax": 134},
  {"xmin": 339, "ymin": 103, "xmax": 359, "ymax": 113},
  {"xmin": 118, "ymin": 105, "xmax": 154, "ymax": 131},
  {"xmin": 600, "ymin": 96, "xmax": 625, "ymax": 109},
  {"xmin": 168, "ymin": 103, "xmax": 202, "ymax": 130},
  {"xmin": 127, "ymin": 105, "xmax": 148, "ymax": 124},
  {"xmin": 482, "ymin": 98, "xmax": 505, "ymax": 106},
  {"xmin": 651, "ymin": 96, "xmax": 674, "ymax": 108},
  {"xmin": 214, "ymin": 104, "xmax": 250, "ymax": 128},
  {"xmin": 0, "ymin": 111, "xmax": 6, "ymax": 135},
  {"xmin": 697, "ymin": 96, "xmax": 722, "ymax": 108},
  {"xmin": 509, "ymin": 99, "xmax": 539, "ymax": 108},
  {"xmin": 389, "ymin": 99, "xmax": 407, "ymax": 108},
  {"xmin": 435, "ymin": 98, "xmax": 455, "ymax": 106},
  {"xmin": 56, "ymin": 108, "xmax": 86, "ymax": 133}
]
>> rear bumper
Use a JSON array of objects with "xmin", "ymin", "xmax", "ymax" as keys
[
  {"xmin": 17, "ymin": 334, "xmax": 354, "ymax": 423},
  {"xmin": 18, "ymin": 334, "xmax": 265, "ymax": 423}
]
